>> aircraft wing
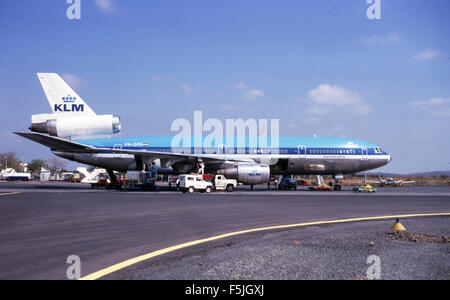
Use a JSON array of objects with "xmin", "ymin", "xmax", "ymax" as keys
[
  {"xmin": 97, "ymin": 145, "xmax": 255, "ymax": 165},
  {"xmin": 14, "ymin": 132, "xmax": 254, "ymax": 164},
  {"xmin": 14, "ymin": 132, "xmax": 98, "ymax": 153},
  {"xmin": 401, "ymin": 181, "xmax": 415, "ymax": 184}
]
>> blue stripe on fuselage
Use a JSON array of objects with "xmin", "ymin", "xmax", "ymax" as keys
[{"xmin": 75, "ymin": 136, "xmax": 388, "ymax": 156}]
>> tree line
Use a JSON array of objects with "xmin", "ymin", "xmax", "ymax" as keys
[{"xmin": 0, "ymin": 152, "xmax": 67, "ymax": 175}]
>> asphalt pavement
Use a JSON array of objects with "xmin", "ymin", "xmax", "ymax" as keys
[{"xmin": 0, "ymin": 181, "xmax": 448, "ymax": 279}]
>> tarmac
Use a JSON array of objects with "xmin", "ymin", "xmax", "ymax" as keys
[{"xmin": 0, "ymin": 181, "xmax": 449, "ymax": 280}]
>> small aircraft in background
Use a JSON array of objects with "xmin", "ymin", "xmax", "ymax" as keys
[{"xmin": 368, "ymin": 175, "xmax": 415, "ymax": 187}]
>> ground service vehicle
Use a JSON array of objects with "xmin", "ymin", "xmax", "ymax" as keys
[
  {"xmin": 278, "ymin": 177, "xmax": 298, "ymax": 190},
  {"xmin": 179, "ymin": 174, "xmax": 214, "ymax": 193},
  {"xmin": 121, "ymin": 171, "xmax": 157, "ymax": 191},
  {"xmin": 214, "ymin": 175, "xmax": 237, "ymax": 192},
  {"xmin": 352, "ymin": 184, "xmax": 376, "ymax": 193}
]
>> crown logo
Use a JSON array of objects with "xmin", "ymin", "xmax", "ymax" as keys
[{"xmin": 62, "ymin": 95, "xmax": 76, "ymax": 103}]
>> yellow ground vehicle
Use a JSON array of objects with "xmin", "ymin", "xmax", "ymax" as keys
[{"xmin": 352, "ymin": 184, "xmax": 376, "ymax": 193}]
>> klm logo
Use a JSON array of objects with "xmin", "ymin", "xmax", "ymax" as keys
[
  {"xmin": 55, "ymin": 95, "xmax": 84, "ymax": 112},
  {"xmin": 62, "ymin": 95, "xmax": 76, "ymax": 103}
]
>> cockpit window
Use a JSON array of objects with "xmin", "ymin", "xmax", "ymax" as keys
[{"xmin": 374, "ymin": 147, "xmax": 383, "ymax": 153}]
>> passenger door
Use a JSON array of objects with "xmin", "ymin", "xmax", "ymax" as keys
[
  {"xmin": 361, "ymin": 147, "xmax": 368, "ymax": 160},
  {"xmin": 298, "ymin": 145, "xmax": 306, "ymax": 158}
]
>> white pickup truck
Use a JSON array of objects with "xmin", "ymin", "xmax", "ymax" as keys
[
  {"xmin": 178, "ymin": 174, "xmax": 238, "ymax": 193},
  {"xmin": 213, "ymin": 175, "xmax": 237, "ymax": 192},
  {"xmin": 179, "ymin": 174, "xmax": 214, "ymax": 193}
]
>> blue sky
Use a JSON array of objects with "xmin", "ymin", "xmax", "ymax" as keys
[{"xmin": 0, "ymin": 0, "xmax": 449, "ymax": 173}]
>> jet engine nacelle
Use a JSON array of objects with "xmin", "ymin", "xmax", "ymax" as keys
[
  {"xmin": 30, "ymin": 114, "xmax": 121, "ymax": 138},
  {"xmin": 217, "ymin": 164, "xmax": 270, "ymax": 184}
]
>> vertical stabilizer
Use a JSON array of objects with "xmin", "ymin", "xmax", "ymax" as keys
[{"xmin": 37, "ymin": 73, "xmax": 96, "ymax": 115}]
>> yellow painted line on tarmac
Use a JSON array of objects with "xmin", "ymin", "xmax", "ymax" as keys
[
  {"xmin": 0, "ymin": 192, "xmax": 21, "ymax": 196},
  {"xmin": 80, "ymin": 212, "xmax": 450, "ymax": 280}
]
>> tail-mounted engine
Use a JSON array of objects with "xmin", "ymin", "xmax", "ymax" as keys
[{"xmin": 30, "ymin": 114, "xmax": 121, "ymax": 139}]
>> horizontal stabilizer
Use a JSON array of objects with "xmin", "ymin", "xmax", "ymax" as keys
[{"xmin": 13, "ymin": 132, "xmax": 97, "ymax": 153}]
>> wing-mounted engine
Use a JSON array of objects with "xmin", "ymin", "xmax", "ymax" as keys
[
  {"xmin": 30, "ymin": 113, "xmax": 121, "ymax": 139},
  {"xmin": 217, "ymin": 164, "xmax": 270, "ymax": 184}
]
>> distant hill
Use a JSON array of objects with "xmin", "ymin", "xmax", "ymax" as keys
[
  {"xmin": 401, "ymin": 171, "xmax": 450, "ymax": 177},
  {"xmin": 361, "ymin": 171, "xmax": 450, "ymax": 177}
]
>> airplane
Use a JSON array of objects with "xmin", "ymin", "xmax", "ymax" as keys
[
  {"xmin": 367, "ymin": 175, "xmax": 415, "ymax": 187},
  {"xmin": 14, "ymin": 73, "xmax": 392, "ymax": 189}
]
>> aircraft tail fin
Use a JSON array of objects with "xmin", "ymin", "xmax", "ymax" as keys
[{"xmin": 37, "ymin": 73, "xmax": 96, "ymax": 115}]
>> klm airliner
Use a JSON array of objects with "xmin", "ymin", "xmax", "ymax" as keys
[{"xmin": 15, "ymin": 73, "xmax": 391, "ymax": 187}]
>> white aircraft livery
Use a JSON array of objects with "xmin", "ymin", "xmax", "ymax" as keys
[{"xmin": 15, "ymin": 73, "xmax": 391, "ymax": 187}]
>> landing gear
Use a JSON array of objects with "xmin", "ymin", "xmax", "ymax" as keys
[{"xmin": 106, "ymin": 169, "xmax": 121, "ymax": 190}]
